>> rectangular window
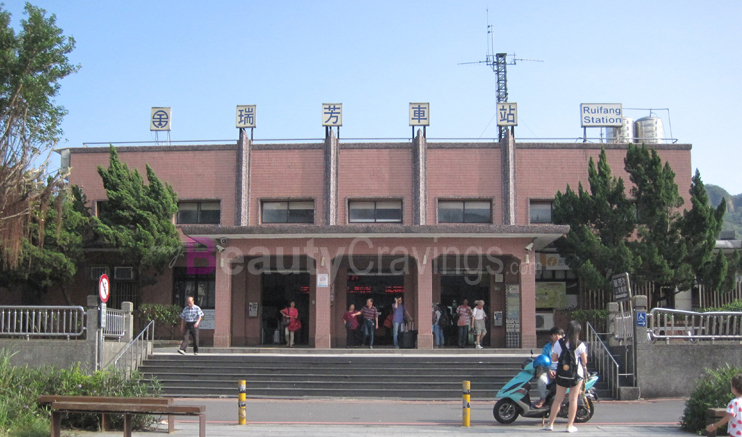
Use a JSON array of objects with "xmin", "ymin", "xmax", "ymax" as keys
[
  {"xmin": 177, "ymin": 201, "xmax": 221, "ymax": 225},
  {"xmin": 438, "ymin": 200, "xmax": 492, "ymax": 223},
  {"xmin": 262, "ymin": 200, "xmax": 314, "ymax": 224},
  {"xmin": 173, "ymin": 267, "xmax": 216, "ymax": 309},
  {"xmin": 530, "ymin": 201, "xmax": 553, "ymax": 224},
  {"xmin": 348, "ymin": 200, "xmax": 402, "ymax": 223}
]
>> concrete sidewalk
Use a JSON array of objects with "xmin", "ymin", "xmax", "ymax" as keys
[{"xmin": 65, "ymin": 422, "xmax": 689, "ymax": 436}]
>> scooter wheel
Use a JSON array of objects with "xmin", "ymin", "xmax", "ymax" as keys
[
  {"xmin": 574, "ymin": 398, "xmax": 594, "ymax": 423},
  {"xmin": 493, "ymin": 398, "xmax": 520, "ymax": 424}
]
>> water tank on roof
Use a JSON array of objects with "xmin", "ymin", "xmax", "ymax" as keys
[
  {"xmin": 634, "ymin": 116, "xmax": 665, "ymax": 144},
  {"xmin": 607, "ymin": 117, "xmax": 634, "ymax": 143}
]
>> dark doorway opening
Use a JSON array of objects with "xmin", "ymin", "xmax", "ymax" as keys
[
  {"xmin": 346, "ymin": 274, "xmax": 404, "ymax": 347},
  {"xmin": 440, "ymin": 274, "xmax": 490, "ymax": 346},
  {"xmin": 261, "ymin": 273, "xmax": 310, "ymax": 346}
]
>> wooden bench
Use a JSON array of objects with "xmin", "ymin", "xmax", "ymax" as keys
[
  {"xmin": 707, "ymin": 407, "xmax": 727, "ymax": 437},
  {"xmin": 37, "ymin": 396, "xmax": 205, "ymax": 437}
]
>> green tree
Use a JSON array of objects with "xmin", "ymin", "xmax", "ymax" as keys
[
  {"xmin": 553, "ymin": 148, "xmax": 636, "ymax": 299},
  {"xmin": 0, "ymin": 3, "xmax": 78, "ymax": 269},
  {"xmin": 95, "ymin": 146, "xmax": 180, "ymax": 304},
  {"xmin": 554, "ymin": 144, "xmax": 734, "ymax": 307},
  {"xmin": 0, "ymin": 185, "xmax": 92, "ymax": 304}
]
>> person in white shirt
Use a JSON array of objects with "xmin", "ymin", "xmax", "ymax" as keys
[
  {"xmin": 545, "ymin": 320, "xmax": 588, "ymax": 433},
  {"xmin": 470, "ymin": 300, "xmax": 487, "ymax": 349}
]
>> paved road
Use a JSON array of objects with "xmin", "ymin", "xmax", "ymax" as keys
[{"xmin": 63, "ymin": 398, "xmax": 693, "ymax": 436}]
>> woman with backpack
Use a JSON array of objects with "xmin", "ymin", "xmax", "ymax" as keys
[{"xmin": 544, "ymin": 320, "xmax": 588, "ymax": 433}]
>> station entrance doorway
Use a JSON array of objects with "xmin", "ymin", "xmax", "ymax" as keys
[
  {"xmin": 440, "ymin": 273, "xmax": 491, "ymax": 346},
  {"xmin": 261, "ymin": 272, "xmax": 310, "ymax": 346},
  {"xmin": 346, "ymin": 273, "xmax": 405, "ymax": 347}
]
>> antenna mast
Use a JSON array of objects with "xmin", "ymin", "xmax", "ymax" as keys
[{"xmin": 460, "ymin": 10, "xmax": 542, "ymax": 139}]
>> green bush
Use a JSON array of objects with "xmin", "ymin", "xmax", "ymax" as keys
[
  {"xmin": 0, "ymin": 349, "xmax": 160, "ymax": 437},
  {"xmin": 699, "ymin": 299, "xmax": 742, "ymax": 313},
  {"xmin": 680, "ymin": 364, "xmax": 742, "ymax": 434},
  {"xmin": 564, "ymin": 309, "xmax": 609, "ymax": 333},
  {"xmin": 137, "ymin": 303, "xmax": 181, "ymax": 339}
]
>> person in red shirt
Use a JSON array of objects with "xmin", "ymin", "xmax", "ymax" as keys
[
  {"xmin": 280, "ymin": 301, "xmax": 301, "ymax": 347},
  {"xmin": 455, "ymin": 299, "xmax": 473, "ymax": 348},
  {"xmin": 342, "ymin": 304, "xmax": 361, "ymax": 348}
]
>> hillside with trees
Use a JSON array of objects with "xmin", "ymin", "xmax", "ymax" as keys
[{"xmin": 706, "ymin": 184, "xmax": 742, "ymax": 237}]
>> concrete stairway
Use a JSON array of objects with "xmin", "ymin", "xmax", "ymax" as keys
[{"xmin": 139, "ymin": 350, "xmax": 614, "ymax": 400}]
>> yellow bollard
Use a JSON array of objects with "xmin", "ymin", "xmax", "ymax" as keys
[
  {"xmin": 462, "ymin": 380, "xmax": 471, "ymax": 427},
  {"xmin": 238, "ymin": 380, "xmax": 247, "ymax": 425}
]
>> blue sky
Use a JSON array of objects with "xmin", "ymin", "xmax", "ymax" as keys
[{"xmin": 7, "ymin": 1, "xmax": 742, "ymax": 195}]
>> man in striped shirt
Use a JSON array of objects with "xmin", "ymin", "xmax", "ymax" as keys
[
  {"xmin": 179, "ymin": 296, "xmax": 204, "ymax": 355},
  {"xmin": 456, "ymin": 299, "xmax": 473, "ymax": 348},
  {"xmin": 361, "ymin": 298, "xmax": 379, "ymax": 349}
]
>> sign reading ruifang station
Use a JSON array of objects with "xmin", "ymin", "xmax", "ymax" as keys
[{"xmin": 580, "ymin": 103, "xmax": 622, "ymax": 127}]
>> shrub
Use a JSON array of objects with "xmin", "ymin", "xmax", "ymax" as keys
[
  {"xmin": 564, "ymin": 309, "xmax": 609, "ymax": 333},
  {"xmin": 137, "ymin": 303, "xmax": 181, "ymax": 339},
  {"xmin": 699, "ymin": 299, "xmax": 742, "ymax": 313},
  {"xmin": 0, "ymin": 349, "xmax": 160, "ymax": 437},
  {"xmin": 680, "ymin": 364, "xmax": 742, "ymax": 434}
]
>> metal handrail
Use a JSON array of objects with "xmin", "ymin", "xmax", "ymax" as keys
[
  {"xmin": 586, "ymin": 322, "xmax": 620, "ymax": 399},
  {"xmin": 0, "ymin": 306, "xmax": 86, "ymax": 339},
  {"xmin": 648, "ymin": 308, "xmax": 742, "ymax": 343},
  {"xmin": 111, "ymin": 320, "xmax": 155, "ymax": 378},
  {"xmin": 103, "ymin": 308, "xmax": 126, "ymax": 340}
]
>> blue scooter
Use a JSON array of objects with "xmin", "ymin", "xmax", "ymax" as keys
[{"xmin": 493, "ymin": 353, "xmax": 599, "ymax": 424}]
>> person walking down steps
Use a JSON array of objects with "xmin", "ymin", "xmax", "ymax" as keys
[{"xmin": 178, "ymin": 296, "xmax": 203, "ymax": 355}]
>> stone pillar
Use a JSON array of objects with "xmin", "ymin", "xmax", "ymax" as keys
[
  {"xmin": 245, "ymin": 271, "xmax": 262, "ymax": 346},
  {"xmin": 607, "ymin": 302, "xmax": 620, "ymax": 347},
  {"xmin": 416, "ymin": 260, "xmax": 434, "ymax": 349},
  {"xmin": 312, "ymin": 260, "xmax": 332, "ymax": 348},
  {"xmin": 332, "ymin": 267, "xmax": 348, "ymax": 348},
  {"xmin": 501, "ymin": 128, "xmax": 516, "ymax": 225},
  {"xmin": 121, "ymin": 301, "xmax": 134, "ymax": 342},
  {"xmin": 412, "ymin": 129, "xmax": 427, "ymax": 225},
  {"xmin": 519, "ymin": 257, "xmax": 537, "ymax": 348},
  {"xmin": 235, "ymin": 129, "xmax": 251, "ymax": 226},
  {"xmin": 324, "ymin": 130, "xmax": 339, "ymax": 226},
  {"xmin": 213, "ymin": 255, "xmax": 233, "ymax": 347}
]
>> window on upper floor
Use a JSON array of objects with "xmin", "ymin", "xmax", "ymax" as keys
[
  {"xmin": 348, "ymin": 200, "xmax": 402, "ymax": 223},
  {"xmin": 437, "ymin": 200, "xmax": 492, "ymax": 223},
  {"xmin": 261, "ymin": 200, "xmax": 314, "ymax": 224},
  {"xmin": 177, "ymin": 201, "xmax": 221, "ymax": 225},
  {"xmin": 529, "ymin": 200, "xmax": 553, "ymax": 224}
]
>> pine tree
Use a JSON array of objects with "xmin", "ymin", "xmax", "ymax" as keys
[{"xmin": 95, "ymin": 145, "xmax": 180, "ymax": 304}]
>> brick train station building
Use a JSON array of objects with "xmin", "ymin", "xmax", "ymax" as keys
[{"xmin": 41, "ymin": 130, "xmax": 691, "ymax": 349}]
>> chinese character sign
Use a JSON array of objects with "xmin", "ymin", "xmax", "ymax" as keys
[
  {"xmin": 236, "ymin": 105, "xmax": 256, "ymax": 128},
  {"xmin": 497, "ymin": 103, "xmax": 518, "ymax": 126},
  {"xmin": 150, "ymin": 107, "xmax": 172, "ymax": 131},
  {"xmin": 611, "ymin": 272, "xmax": 632, "ymax": 302},
  {"xmin": 409, "ymin": 102, "xmax": 430, "ymax": 126},
  {"xmin": 322, "ymin": 103, "xmax": 342, "ymax": 126}
]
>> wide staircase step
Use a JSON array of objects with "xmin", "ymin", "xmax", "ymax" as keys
[{"xmin": 139, "ymin": 351, "xmax": 615, "ymax": 400}]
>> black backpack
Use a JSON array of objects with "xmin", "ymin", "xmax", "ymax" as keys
[
  {"xmin": 555, "ymin": 338, "xmax": 581, "ymax": 387},
  {"xmin": 437, "ymin": 310, "xmax": 449, "ymax": 327}
]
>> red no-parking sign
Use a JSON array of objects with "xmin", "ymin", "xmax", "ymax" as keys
[{"xmin": 98, "ymin": 274, "xmax": 110, "ymax": 303}]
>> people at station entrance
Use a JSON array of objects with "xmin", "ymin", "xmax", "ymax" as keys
[
  {"xmin": 534, "ymin": 326, "xmax": 564, "ymax": 409},
  {"xmin": 281, "ymin": 301, "xmax": 301, "ymax": 347},
  {"xmin": 342, "ymin": 304, "xmax": 362, "ymax": 348},
  {"xmin": 455, "ymin": 299, "xmax": 472, "ymax": 348},
  {"xmin": 471, "ymin": 300, "xmax": 487, "ymax": 349},
  {"xmin": 178, "ymin": 296, "xmax": 204, "ymax": 355},
  {"xmin": 391, "ymin": 296, "xmax": 413, "ymax": 349},
  {"xmin": 432, "ymin": 303, "xmax": 444, "ymax": 348},
  {"xmin": 361, "ymin": 298, "xmax": 379, "ymax": 349}
]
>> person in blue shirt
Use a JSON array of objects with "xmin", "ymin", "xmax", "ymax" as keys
[{"xmin": 534, "ymin": 326, "xmax": 564, "ymax": 408}]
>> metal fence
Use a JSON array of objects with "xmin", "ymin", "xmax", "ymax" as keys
[
  {"xmin": 648, "ymin": 308, "xmax": 742, "ymax": 343},
  {"xmin": 614, "ymin": 313, "xmax": 633, "ymax": 340},
  {"xmin": 585, "ymin": 322, "xmax": 620, "ymax": 399},
  {"xmin": 0, "ymin": 306, "xmax": 86, "ymax": 339},
  {"xmin": 112, "ymin": 320, "xmax": 154, "ymax": 378},
  {"xmin": 103, "ymin": 308, "xmax": 126, "ymax": 340}
]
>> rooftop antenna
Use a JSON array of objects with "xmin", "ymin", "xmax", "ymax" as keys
[{"xmin": 459, "ymin": 9, "xmax": 542, "ymax": 140}]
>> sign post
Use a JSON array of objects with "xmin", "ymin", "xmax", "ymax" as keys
[{"xmin": 98, "ymin": 274, "xmax": 110, "ymax": 371}]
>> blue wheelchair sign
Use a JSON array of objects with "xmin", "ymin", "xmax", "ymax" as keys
[{"xmin": 636, "ymin": 311, "xmax": 647, "ymax": 327}]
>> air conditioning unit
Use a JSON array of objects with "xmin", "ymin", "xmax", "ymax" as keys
[
  {"xmin": 90, "ymin": 266, "xmax": 109, "ymax": 280},
  {"xmin": 114, "ymin": 267, "xmax": 134, "ymax": 281},
  {"xmin": 535, "ymin": 312, "xmax": 555, "ymax": 331}
]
